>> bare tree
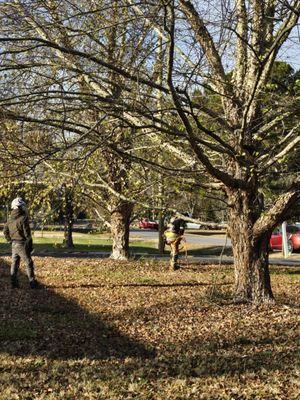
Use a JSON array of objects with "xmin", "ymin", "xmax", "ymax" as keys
[
  {"xmin": 1, "ymin": 0, "xmax": 299, "ymax": 302},
  {"xmin": 0, "ymin": 0, "xmax": 154, "ymax": 260}
]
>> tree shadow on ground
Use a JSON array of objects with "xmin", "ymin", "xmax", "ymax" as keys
[
  {"xmin": 111, "ymin": 301, "xmax": 299, "ymax": 378},
  {"xmin": 164, "ymin": 347, "xmax": 300, "ymax": 377},
  {"xmin": 187, "ymin": 246, "xmax": 233, "ymax": 257},
  {"xmin": 166, "ymin": 322, "xmax": 300, "ymax": 377},
  {"xmin": 274, "ymin": 269, "xmax": 300, "ymax": 275},
  {"xmin": 0, "ymin": 259, "xmax": 155, "ymax": 360},
  {"xmin": 0, "ymin": 257, "xmax": 298, "ymax": 386},
  {"xmin": 46, "ymin": 282, "xmax": 232, "ymax": 289}
]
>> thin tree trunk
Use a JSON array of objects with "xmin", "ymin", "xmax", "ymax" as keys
[
  {"xmin": 157, "ymin": 37, "xmax": 165, "ymax": 256},
  {"xmin": 64, "ymin": 219, "xmax": 74, "ymax": 248},
  {"xmin": 158, "ymin": 213, "xmax": 166, "ymax": 254},
  {"xmin": 110, "ymin": 202, "xmax": 133, "ymax": 260},
  {"xmin": 63, "ymin": 186, "xmax": 74, "ymax": 249}
]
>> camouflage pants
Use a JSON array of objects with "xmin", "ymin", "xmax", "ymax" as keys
[
  {"xmin": 11, "ymin": 242, "xmax": 35, "ymax": 282},
  {"xmin": 169, "ymin": 237, "xmax": 182, "ymax": 270}
]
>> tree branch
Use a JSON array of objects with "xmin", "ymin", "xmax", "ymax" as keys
[
  {"xmin": 179, "ymin": 0, "xmax": 235, "ymax": 104},
  {"xmin": 253, "ymin": 175, "xmax": 300, "ymax": 238}
]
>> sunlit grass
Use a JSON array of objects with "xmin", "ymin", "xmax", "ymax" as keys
[{"xmin": 0, "ymin": 230, "xmax": 228, "ymax": 255}]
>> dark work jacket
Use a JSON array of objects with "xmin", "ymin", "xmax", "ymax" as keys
[
  {"xmin": 3, "ymin": 208, "xmax": 32, "ymax": 243},
  {"xmin": 170, "ymin": 218, "xmax": 186, "ymax": 235}
]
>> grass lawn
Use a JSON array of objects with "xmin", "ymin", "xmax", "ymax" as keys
[
  {"xmin": 0, "ymin": 257, "xmax": 299, "ymax": 399},
  {"xmin": 0, "ymin": 231, "xmax": 159, "ymax": 255},
  {"xmin": 0, "ymin": 231, "xmax": 233, "ymax": 257}
]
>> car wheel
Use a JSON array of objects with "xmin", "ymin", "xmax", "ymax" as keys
[{"xmin": 288, "ymin": 240, "xmax": 294, "ymax": 255}]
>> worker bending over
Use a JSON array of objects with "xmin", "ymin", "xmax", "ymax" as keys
[{"xmin": 164, "ymin": 215, "xmax": 186, "ymax": 271}]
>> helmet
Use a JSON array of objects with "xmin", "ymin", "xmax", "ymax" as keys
[{"xmin": 11, "ymin": 197, "xmax": 26, "ymax": 210}]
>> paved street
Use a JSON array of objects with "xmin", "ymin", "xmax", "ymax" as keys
[
  {"xmin": 130, "ymin": 228, "xmax": 231, "ymax": 246},
  {"xmin": 130, "ymin": 228, "xmax": 300, "ymax": 264}
]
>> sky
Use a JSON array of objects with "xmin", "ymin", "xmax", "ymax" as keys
[{"xmin": 278, "ymin": 26, "xmax": 300, "ymax": 71}]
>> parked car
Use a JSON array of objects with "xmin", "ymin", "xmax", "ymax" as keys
[
  {"xmin": 269, "ymin": 225, "xmax": 300, "ymax": 253},
  {"xmin": 139, "ymin": 218, "xmax": 159, "ymax": 230},
  {"xmin": 185, "ymin": 222, "xmax": 201, "ymax": 230}
]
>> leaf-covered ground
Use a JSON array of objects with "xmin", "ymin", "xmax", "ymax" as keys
[{"xmin": 0, "ymin": 257, "xmax": 299, "ymax": 399}]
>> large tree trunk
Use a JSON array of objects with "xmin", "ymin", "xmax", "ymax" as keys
[
  {"xmin": 228, "ymin": 190, "xmax": 274, "ymax": 303},
  {"xmin": 110, "ymin": 201, "xmax": 133, "ymax": 260}
]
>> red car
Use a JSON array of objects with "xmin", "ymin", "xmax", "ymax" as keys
[
  {"xmin": 139, "ymin": 218, "xmax": 159, "ymax": 230},
  {"xmin": 269, "ymin": 225, "xmax": 300, "ymax": 253}
]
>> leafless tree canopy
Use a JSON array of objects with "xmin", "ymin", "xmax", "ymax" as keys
[{"xmin": 0, "ymin": 0, "xmax": 299, "ymax": 301}]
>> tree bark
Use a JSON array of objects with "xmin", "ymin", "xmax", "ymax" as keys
[
  {"xmin": 110, "ymin": 201, "xmax": 133, "ymax": 260},
  {"xmin": 228, "ymin": 190, "xmax": 274, "ymax": 303},
  {"xmin": 63, "ymin": 186, "xmax": 74, "ymax": 249},
  {"xmin": 64, "ymin": 218, "xmax": 74, "ymax": 249},
  {"xmin": 158, "ymin": 213, "xmax": 166, "ymax": 254}
]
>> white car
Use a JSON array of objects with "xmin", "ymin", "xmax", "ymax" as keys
[{"xmin": 186, "ymin": 222, "xmax": 200, "ymax": 229}]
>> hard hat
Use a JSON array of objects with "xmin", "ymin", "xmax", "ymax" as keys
[{"xmin": 11, "ymin": 197, "xmax": 26, "ymax": 210}]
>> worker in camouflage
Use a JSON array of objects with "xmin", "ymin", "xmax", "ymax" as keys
[{"xmin": 164, "ymin": 215, "xmax": 186, "ymax": 271}]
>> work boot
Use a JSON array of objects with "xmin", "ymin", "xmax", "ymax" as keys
[
  {"xmin": 29, "ymin": 279, "xmax": 38, "ymax": 289},
  {"xmin": 11, "ymin": 277, "xmax": 20, "ymax": 289},
  {"xmin": 170, "ymin": 259, "xmax": 181, "ymax": 271},
  {"xmin": 170, "ymin": 253, "xmax": 180, "ymax": 271}
]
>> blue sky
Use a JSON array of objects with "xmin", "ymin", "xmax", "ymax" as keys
[{"xmin": 278, "ymin": 26, "xmax": 300, "ymax": 71}]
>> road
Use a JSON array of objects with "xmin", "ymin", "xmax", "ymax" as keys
[
  {"xmin": 130, "ymin": 229, "xmax": 300, "ymax": 262},
  {"xmin": 130, "ymin": 228, "xmax": 231, "ymax": 247}
]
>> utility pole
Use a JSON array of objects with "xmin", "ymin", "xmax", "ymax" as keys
[{"xmin": 282, "ymin": 221, "xmax": 289, "ymax": 258}]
